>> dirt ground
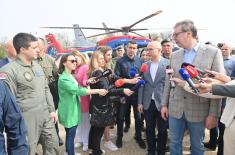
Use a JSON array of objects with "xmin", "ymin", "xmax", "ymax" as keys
[{"xmin": 38, "ymin": 115, "xmax": 218, "ymax": 155}]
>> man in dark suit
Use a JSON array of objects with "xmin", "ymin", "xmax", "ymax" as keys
[
  {"xmin": 0, "ymin": 40, "xmax": 16, "ymax": 68},
  {"xmin": 161, "ymin": 20, "xmax": 225, "ymax": 155},
  {"xmin": 138, "ymin": 41, "xmax": 169, "ymax": 155}
]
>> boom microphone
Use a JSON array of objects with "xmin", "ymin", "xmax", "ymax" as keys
[
  {"xmin": 95, "ymin": 69, "xmax": 112, "ymax": 81},
  {"xmin": 166, "ymin": 66, "xmax": 175, "ymax": 88},
  {"xmin": 178, "ymin": 68, "xmax": 199, "ymax": 94},
  {"xmin": 131, "ymin": 79, "xmax": 145, "ymax": 91}
]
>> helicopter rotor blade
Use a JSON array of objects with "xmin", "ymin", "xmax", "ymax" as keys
[
  {"xmin": 86, "ymin": 30, "xmax": 121, "ymax": 38},
  {"xmin": 41, "ymin": 26, "xmax": 121, "ymax": 31},
  {"xmin": 128, "ymin": 10, "xmax": 163, "ymax": 29}
]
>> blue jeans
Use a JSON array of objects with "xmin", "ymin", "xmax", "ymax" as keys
[
  {"xmin": 169, "ymin": 115, "xmax": 205, "ymax": 155},
  {"xmin": 65, "ymin": 125, "xmax": 78, "ymax": 155}
]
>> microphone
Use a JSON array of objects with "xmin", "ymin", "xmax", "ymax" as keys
[
  {"xmin": 184, "ymin": 65, "xmax": 204, "ymax": 83},
  {"xmin": 139, "ymin": 63, "xmax": 148, "ymax": 77},
  {"xmin": 178, "ymin": 68, "xmax": 199, "ymax": 94},
  {"xmin": 181, "ymin": 62, "xmax": 214, "ymax": 77},
  {"xmin": 95, "ymin": 69, "xmax": 112, "ymax": 81},
  {"xmin": 108, "ymin": 79, "xmax": 125, "ymax": 91},
  {"xmin": 129, "ymin": 67, "xmax": 136, "ymax": 78},
  {"xmin": 131, "ymin": 79, "xmax": 145, "ymax": 91},
  {"xmin": 114, "ymin": 79, "xmax": 125, "ymax": 87},
  {"xmin": 166, "ymin": 66, "xmax": 175, "ymax": 88}
]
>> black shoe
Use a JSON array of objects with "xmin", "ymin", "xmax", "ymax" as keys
[
  {"xmin": 124, "ymin": 126, "xmax": 130, "ymax": 133},
  {"xmin": 137, "ymin": 139, "xmax": 146, "ymax": 149},
  {"xmin": 204, "ymin": 142, "xmax": 216, "ymax": 150},
  {"xmin": 58, "ymin": 137, "xmax": 63, "ymax": 146},
  {"xmin": 116, "ymin": 137, "xmax": 123, "ymax": 148}
]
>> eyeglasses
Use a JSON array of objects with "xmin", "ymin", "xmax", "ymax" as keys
[
  {"xmin": 172, "ymin": 31, "xmax": 187, "ymax": 38},
  {"xmin": 67, "ymin": 59, "xmax": 77, "ymax": 63}
]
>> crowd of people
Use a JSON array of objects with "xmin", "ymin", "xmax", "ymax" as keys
[{"xmin": 0, "ymin": 19, "xmax": 235, "ymax": 155}]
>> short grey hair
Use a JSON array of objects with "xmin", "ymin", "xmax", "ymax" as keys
[{"xmin": 174, "ymin": 19, "xmax": 198, "ymax": 39}]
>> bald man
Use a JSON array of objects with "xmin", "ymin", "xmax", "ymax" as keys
[
  {"xmin": 0, "ymin": 40, "xmax": 17, "ymax": 68},
  {"xmin": 138, "ymin": 41, "xmax": 169, "ymax": 155}
]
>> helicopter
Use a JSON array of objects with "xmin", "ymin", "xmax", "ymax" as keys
[{"xmin": 42, "ymin": 10, "xmax": 163, "ymax": 55}]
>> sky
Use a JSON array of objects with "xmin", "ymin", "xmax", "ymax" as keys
[{"xmin": 1, "ymin": 0, "xmax": 235, "ymax": 46}]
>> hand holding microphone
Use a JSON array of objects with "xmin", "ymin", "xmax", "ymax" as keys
[
  {"xmin": 131, "ymin": 79, "xmax": 145, "ymax": 91},
  {"xmin": 179, "ymin": 68, "xmax": 199, "ymax": 94}
]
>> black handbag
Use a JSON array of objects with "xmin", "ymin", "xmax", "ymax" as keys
[{"xmin": 90, "ymin": 103, "xmax": 115, "ymax": 127}]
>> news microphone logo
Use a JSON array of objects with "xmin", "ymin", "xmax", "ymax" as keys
[
  {"xmin": 179, "ymin": 68, "xmax": 199, "ymax": 94},
  {"xmin": 95, "ymin": 69, "xmax": 112, "ymax": 81},
  {"xmin": 166, "ymin": 66, "xmax": 175, "ymax": 88},
  {"xmin": 184, "ymin": 65, "xmax": 204, "ymax": 83}
]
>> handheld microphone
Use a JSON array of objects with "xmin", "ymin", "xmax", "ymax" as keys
[
  {"xmin": 178, "ymin": 68, "xmax": 199, "ymax": 94},
  {"xmin": 139, "ymin": 63, "xmax": 148, "ymax": 77},
  {"xmin": 129, "ymin": 67, "xmax": 136, "ymax": 78},
  {"xmin": 181, "ymin": 62, "xmax": 214, "ymax": 78},
  {"xmin": 95, "ymin": 69, "xmax": 112, "ymax": 81},
  {"xmin": 131, "ymin": 79, "xmax": 145, "ymax": 91},
  {"xmin": 108, "ymin": 79, "xmax": 125, "ymax": 91},
  {"xmin": 184, "ymin": 65, "xmax": 204, "ymax": 83},
  {"xmin": 166, "ymin": 66, "xmax": 175, "ymax": 88}
]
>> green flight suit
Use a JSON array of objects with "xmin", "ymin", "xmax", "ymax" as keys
[
  {"xmin": 0, "ymin": 56, "xmax": 59, "ymax": 155},
  {"xmin": 36, "ymin": 54, "xmax": 58, "ymax": 83}
]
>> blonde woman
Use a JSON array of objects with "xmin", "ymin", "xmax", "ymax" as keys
[
  {"xmin": 58, "ymin": 53, "xmax": 107, "ymax": 155},
  {"xmin": 72, "ymin": 50, "xmax": 90, "ymax": 151},
  {"xmin": 88, "ymin": 51, "xmax": 133, "ymax": 155}
]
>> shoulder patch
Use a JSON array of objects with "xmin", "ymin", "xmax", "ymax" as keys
[{"xmin": 0, "ymin": 72, "xmax": 7, "ymax": 80}]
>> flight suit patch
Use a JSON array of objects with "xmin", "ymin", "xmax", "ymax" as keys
[
  {"xmin": 0, "ymin": 72, "xmax": 7, "ymax": 80},
  {"xmin": 24, "ymin": 72, "xmax": 33, "ymax": 82}
]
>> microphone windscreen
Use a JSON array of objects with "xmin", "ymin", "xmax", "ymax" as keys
[
  {"xmin": 140, "ymin": 63, "xmax": 148, "ymax": 73},
  {"xmin": 114, "ymin": 79, "xmax": 125, "ymax": 87},
  {"xmin": 179, "ymin": 68, "xmax": 191, "ymax": 81},
  {"xmin": 185, "ymin": 66, "xmax": 199, "ymax": 79},
  {"xmin": 129, "ymin": 67, "xmax": 136, "ymax": 78}
]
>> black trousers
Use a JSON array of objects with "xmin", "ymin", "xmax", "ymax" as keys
[
  {"xmin": 88, "ymin": 126, "xmax": 105, "ymax": 155},
  {"xmin": 116, "ymin": 98, "xmax": 142, "ymax": 141},
  {"xmin": 144, "ymin": 100, "xmax": 168, "ymax": 155}
]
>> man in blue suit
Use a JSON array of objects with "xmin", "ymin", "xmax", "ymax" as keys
[
  {"xmin": 0, "ymin": 40, "xmax": 16, "ymax": 68},
  {"xmin": 0, "ymin": 79, "xmax": 29, "ymax": 155},
  {"xmin": 138, "ymin": 41, "xmax": 169, "ymax": 155}
]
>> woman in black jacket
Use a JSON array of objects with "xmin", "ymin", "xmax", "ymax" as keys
[{"xmin": 88, "ymin": 51, "xmax": 133, "ymax": 155}]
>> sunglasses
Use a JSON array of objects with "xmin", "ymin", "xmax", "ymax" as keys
[{"xmin": 67, "ymin": 59, "xmax": 77, "ymax": 63}]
